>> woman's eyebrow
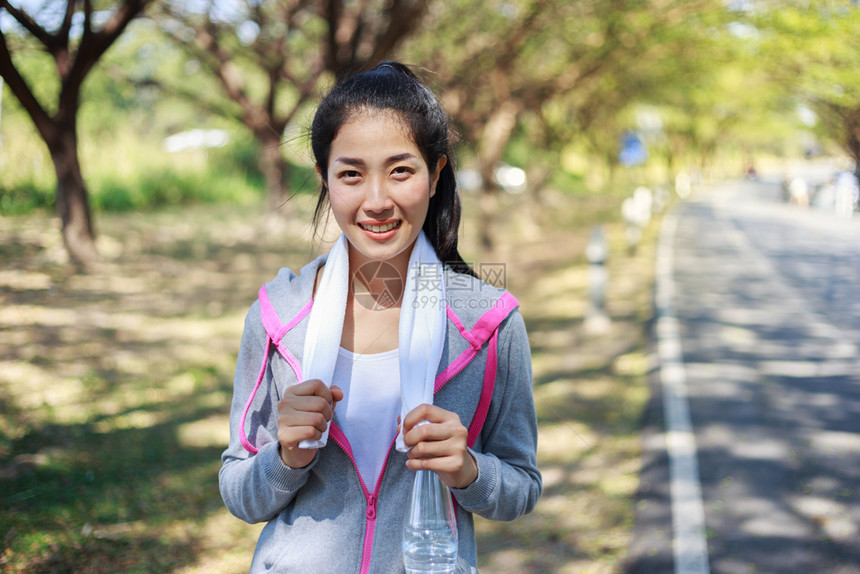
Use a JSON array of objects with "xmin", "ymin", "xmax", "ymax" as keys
[
  {"xmin": 387, "ymin": 153, "xmax": 418, "ymax": 164},
  {"xmin": 332, "ymin": 153, "xmax": 418, "ymax": 167},
  {"xmin": 332, "ymin": 157, "xmax": 365, "ymax": 167}
]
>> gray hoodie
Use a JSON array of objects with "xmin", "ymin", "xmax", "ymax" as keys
[{"xmin": 220, "ymin": 256, "xmax": 542, "ymax": 573}]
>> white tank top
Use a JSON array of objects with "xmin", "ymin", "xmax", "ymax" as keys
[{"xmin": 333, "ymin": 346, "xmax": 401, "ymax": 492}]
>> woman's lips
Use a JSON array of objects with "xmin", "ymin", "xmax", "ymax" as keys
[
  {"xmin": 357, "ymin": 219, "xmax": 401, "ymax": 241},
  {"xmin": 358, "ymin": 220, "xmax": 401, "ymax": 233}
]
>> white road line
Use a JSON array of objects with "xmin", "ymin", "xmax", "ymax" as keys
[{"xmin": 656, "ymin": 212, "xmax": 711, "ymax": 574}]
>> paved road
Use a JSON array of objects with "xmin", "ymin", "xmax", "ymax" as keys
[{"xmin": 628, "ymin": 177, "xmax": 860, "ymax": 574}]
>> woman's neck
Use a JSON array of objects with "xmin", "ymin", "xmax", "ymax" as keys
[{"xmin": 347, "ymin": 243, "xmax": 414, "ymax": 310}]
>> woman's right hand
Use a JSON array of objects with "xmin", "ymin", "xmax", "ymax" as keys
[{"xmin": 276, "ymin": 379, "xmax": 343, "ymax": 469}]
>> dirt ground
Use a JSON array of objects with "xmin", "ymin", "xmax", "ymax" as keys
[{"xmin": 0, "ymin": 189, "xmax": 658, "ymax": 573}]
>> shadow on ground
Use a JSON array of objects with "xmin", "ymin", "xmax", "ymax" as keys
[{"xmin": 1, "ymin": 193, "xmax": 659, "ymax": 573}]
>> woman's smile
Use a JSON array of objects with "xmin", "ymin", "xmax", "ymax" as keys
[{"xmin": 358, "ymin": 219, "xmax": 401, "ymax": 234}]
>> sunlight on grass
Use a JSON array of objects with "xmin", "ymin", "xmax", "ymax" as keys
[
  {"xmin": 1, "ymin": 196, "xmax": 659, "ymax": 573},
  {"xmin": 528, "ymin": 270, "xmax": 589, "ymax": 318},
  {"xmin": 471, "ymin": 204, "xmax": 657, "ymax": 573},
  {"xmin": 0, "ymin": 270, "xmax": 53, "ymax": 290},
  {"xmin": 537, "ymin": 422, "xmax": 599, "ymax": 462},
  {"xmin": 93, "ymin": 410, "xmax": 170, "ymax": 433},
  {"xmin": 174, "ymin": 512, "xmax": 263, "ymax": 574},
  {"xmin": 177, "ymin": 416, "xmax": 231, "ymax": 449}
]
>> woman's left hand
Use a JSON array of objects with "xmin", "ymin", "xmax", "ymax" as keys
[{"xmin": 401, "ymin": 404, "xmax": 478, "ymax": 490}]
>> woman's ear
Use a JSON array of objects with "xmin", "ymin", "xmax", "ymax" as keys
[
  {"xmin": 429, "ymin": 156, "xmax": 448, "ymax": 198},
  {"xmin": 316, "ymin": 164, "xmax": 328, "ymax": 190}
]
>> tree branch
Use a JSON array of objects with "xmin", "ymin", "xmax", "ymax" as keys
[
  {"xmin": 58, "ymin": 0, "xmax": 76, "ymax": 47},
  {"xmin": 62, "ymin": 0, "xmax": 154, "ymax": 119},
  {"xmin": 105, "ymin": 63, "xmax": 240, "ymax": 119},
  {"xmin": 91, "ymin": 0, "xmax": 154, "ymax": 59},
  {"xmin": 0, "ymin": 0, "xmax": 55, "ymax": 48},
  {"xmin": 347, "ymin": 0, "xmax": 371, "ymax": 69},
  {"xmin": 83, "ymin": 0, "xmax": 94, "ymax": 37},
  {"xmin": 365, "ymin": 0, "xmax": 426, "ymax": 69},
  {"xmin": 323, "ymin": 0, "xmax": 341, "ymax": 75},
  {"xmin": 0, "ymin": 25, "xmax": 53, "ymax": 141}
]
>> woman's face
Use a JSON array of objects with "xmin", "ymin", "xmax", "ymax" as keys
[{"xmin": 323, "ymin": 111, "xmax": 445, "ymax": 269}]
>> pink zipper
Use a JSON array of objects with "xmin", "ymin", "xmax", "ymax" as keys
[
  {"xmin": 361, "ymin": 492, "xmax": 377, "ymax": 573},
  {"xmin": 328, "ymin": 333, "xmax": 489, "ymax": 572},
  {"xmin": 330, "ymin": 424, "xmax": 396, "ymax": 574}
]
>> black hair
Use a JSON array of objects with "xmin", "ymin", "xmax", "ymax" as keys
[{"xmin": 310, "ymin": 61, "xmax": 474, "ymax": 276}]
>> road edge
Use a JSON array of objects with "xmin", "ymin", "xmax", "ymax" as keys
[{"xmin": 623, "ymin": 208, "xmax": 711, "ymax": 574}]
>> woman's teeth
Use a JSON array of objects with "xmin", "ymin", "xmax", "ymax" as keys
[{"xmin": 361, "ymin": 221, "xmax": 399, "ymax": 232}]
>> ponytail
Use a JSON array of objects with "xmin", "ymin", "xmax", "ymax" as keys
[{"xmin": 424, "ymin": 156, "xmax": 474, "ymax": 276}]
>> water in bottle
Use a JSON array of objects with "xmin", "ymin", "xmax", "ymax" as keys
[{"xmin": 402, "ymin": 469, "xmax": 458, "ymax": 574}]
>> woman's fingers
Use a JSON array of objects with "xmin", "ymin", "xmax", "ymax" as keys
[
  {"xmin": 402, "ymin": 404, "xmax": 457, "ymax": 442},
  {"xmin": 402, "ymin": 405, "xmax": 463, "ymax": 459},
  {"xmin": 402, "ymin": 403, "xmax": 448, "ymax": 429},
  {"xmin": 280, "ymin": 380, "xmax": 341, "ymax": 423},
  {"xmin": 401, "ymin": 403, "xmax": 478, "ymax": 488},
  {"xmin": 402, "ymin": 404, "xmax": 463, "ymax": 447},
  {"xmin": 289, "ymin": 379, "xmax": 339, "ymax": 404},
  {"xmin": 278, "ymin": 420, "xmax": 326, "ymax": 445},
  {"xmin": 276, "ymin": 380, "xmax": 342, "ymax": 468}
]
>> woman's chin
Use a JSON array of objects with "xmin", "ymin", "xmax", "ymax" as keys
[{"xmin": 348, "ymin": 229, "xmax": 418, "ymax": 265}]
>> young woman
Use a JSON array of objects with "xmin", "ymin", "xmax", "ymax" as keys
[{"xmin": 220, "ymin": 61, "xmax": 541, "ymax": 573}]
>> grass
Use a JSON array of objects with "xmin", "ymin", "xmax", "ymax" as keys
[
  {"xmin": 467, "ymin": 189, "xmax": 660, "ymax": 573},
  {"xmin": 0, "ymin": 114, "xmax": 319, "ymax": 217},
  {"xmin": 0, "ymin": 186, "xmax": 661, "ymax": 573}
]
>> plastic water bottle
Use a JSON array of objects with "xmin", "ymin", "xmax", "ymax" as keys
[{"xmin": 402, "ymin": 469, "xmax": 458, "ymax": 574}]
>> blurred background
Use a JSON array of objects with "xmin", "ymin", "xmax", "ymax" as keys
[{"xmin": 1, "ymin": 1, "xmax": 859, "ymax": 573}]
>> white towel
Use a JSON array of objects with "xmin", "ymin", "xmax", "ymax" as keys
[
  {"xmin": 299, "ymin": 231, "xmax": 447, "ymax": 452},
  {"xmin": 298, "ymin": 234, "xmax": 349, "ymax": 448},
  {"xmin": 395, "ymin": 232, "xmax": 447, "ymax": 452}
]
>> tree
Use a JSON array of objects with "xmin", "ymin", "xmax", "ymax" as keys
[
  {"xmin": 154, "ymin": 0, "xmax": 426, "ymax": 209},
  {"xmin": 520, "ymin": 1, "xmax": 738, "ymax": 194},
  {"xmin": 0, "ymin": 0, "xmax": 155, "ymax": 266},
  {"xmin": 402, "ymin": 0, "xmax": 728, "ymax": 250},
  {"xmin": 752, "ymin": 1, "xmax": 860, "ymax": 176}
]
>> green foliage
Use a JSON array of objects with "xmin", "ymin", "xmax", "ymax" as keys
[
  {"xmin": 0, "ymin": 94, "xmax": 55, "ymax": 213},
  {"xmin": 0, "ymin": 182, "xmax": 55, "ymax": 215},
  {"xmin": 749, "ymin": 1, "xmax": 860, "ymax": 159},
  {"xmin": 549, "ymin": 169, "xmax": 590, "ymax": 196},
  {"xmin": 0, "ymin": 96, "xmax": 273, "ymax": 216},
  {"xmin": 89, "ymin": 168, "xmax": 260, "ymax": 212},
  {"xmin": 4, "ymin": 46, "xmax": 60, "ymax": 116},
  {"xmin": 3, "ymin": 0, "xmax": 858, "ymax": 221}
]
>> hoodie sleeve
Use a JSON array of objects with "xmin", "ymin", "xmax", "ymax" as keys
[
  {"xmin": 451, "ymin": 309, "xmax": 542, "ymax": 520},
  {"xmin": 218, "ymin": 303, "xmax": 317, "ymax": 524}
]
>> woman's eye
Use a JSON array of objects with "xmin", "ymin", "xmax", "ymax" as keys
[
  {"xmin": 392, "ymin": 166, "xmax": 413, "ymax": 178},
  {"xmin": 339, "ymin": 170, "xmax": 361, "ymax": 180}
]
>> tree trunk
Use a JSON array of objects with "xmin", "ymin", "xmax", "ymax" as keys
[
  {"xmin": 257, "ymin": 129, "xmax": 291, "ymax": 211},
  {"xmin": 519, "ymin": 165, "xmax": 550, "ymax": 241},
  {"xmin": 49, "ymin": 125, "xmax": 98, "ymax": 266},
  {"xmin": 474, "ymin": 101, "xmax": 520, "ymax": 252},
  {"xmin": 845, "ymin": 111, "xmax": 860, "ymax": 181},
  {"xmin": 478, "ymin": 187, "xmax": 499, "ymax": 253}
]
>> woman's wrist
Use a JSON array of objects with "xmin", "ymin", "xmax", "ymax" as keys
[
  {"xmin": 279, "ymin": 444, "xmax": 315, "ymax": 469},
  {"xmin": 452, "ymin": 451, "xmax": 479, "ymax": 489}
]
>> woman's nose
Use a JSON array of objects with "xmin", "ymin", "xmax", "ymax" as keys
[{"xmin": 364, "ymin": 177, "xmax": 393, "ymax": 212}]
